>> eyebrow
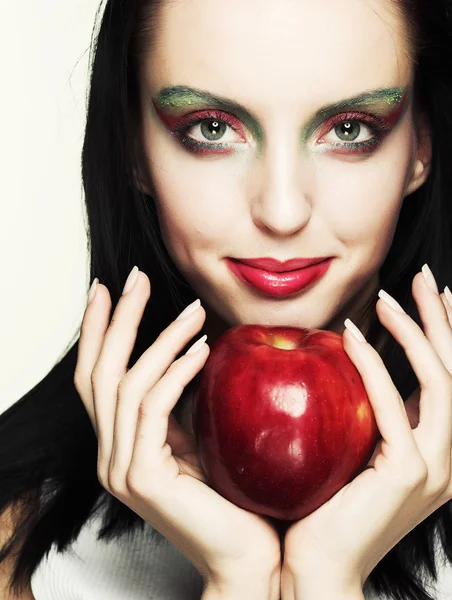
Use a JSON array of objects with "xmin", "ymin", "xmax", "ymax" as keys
[
  {"xmin": 153, "ymin": 85, "xmax": 405, "ymax": 118},
  {"xmin": 152, "ymin": 84, "xmax": 408, "ymax": 147}
]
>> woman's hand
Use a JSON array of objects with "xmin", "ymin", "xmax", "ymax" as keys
[
  {"xmin": 74, "ymin": 267, "xmax": 281, "ymax": 598},
  {"xmin": 281, "ymin": 267, "xmax": 452, "ymax": 598}
]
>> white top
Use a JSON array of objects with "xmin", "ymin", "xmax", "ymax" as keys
[
  {"xmin": 30, "ymin": 505, "xmax": 452, "ymax": 600},
  {"xmin": 30, "ymin": 507, "xmax": 204, "ymax": 600}
]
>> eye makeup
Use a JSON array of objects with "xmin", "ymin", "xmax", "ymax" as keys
[
  {"xmin": 152, "ymin": 104, "xmax": 247, "ymax": 156},
  {"xmin": 151, "ymin": 86, "xmax": 263, "ymax": 156},
  {"xmin": 151, "ymin": 85, "xmax": 409, "ymax": 157},
  {"xmin": 304, "ymin": 87, "xmax": 410, "ymax": 156}
]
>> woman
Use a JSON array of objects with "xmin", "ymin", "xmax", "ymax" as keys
[{"xmin": 1, "ymin": 0, "xmax": 452, "ymax": 598}]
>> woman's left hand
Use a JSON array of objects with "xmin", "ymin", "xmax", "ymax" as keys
[{"xmin": 281, "ymin": 267, "xmax": 452, "ymax": 596}]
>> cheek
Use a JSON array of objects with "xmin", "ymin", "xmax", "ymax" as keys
[
  {"xmin": 145, "ymin": 112, "xmax": 416, "ymax": 271},
  {"xmin": 145, "ymin": 129, "xmax": 245, "ymax": 257},
  {"xmin": 313, "ymin": 125, "xmax": 415, "ymax": 255}
]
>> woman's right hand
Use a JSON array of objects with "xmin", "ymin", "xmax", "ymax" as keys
[{"xmin": 73, "ymin": 267, "xmax": 281, "ymax": 596}]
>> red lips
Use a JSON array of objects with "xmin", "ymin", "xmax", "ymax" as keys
[
  {"xmin": 226, "ymin": 257, "xmax": 333, "ymax": 297},
  {"xmin": 232, "ymin": 257, "xmax": 331, "ymax": 273}
]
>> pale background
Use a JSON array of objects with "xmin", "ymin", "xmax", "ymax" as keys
[{"xmin": 0, "ymin": 1, "xmax": 103, "ymax": 413}]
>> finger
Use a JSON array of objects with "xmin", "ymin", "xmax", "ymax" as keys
[
  {"xmin": 411, "ymin": 271, "xmax": 452, "ymax": 469},
  {"xmin": 375, "ymin": 287, "xmax": 452, "ymax": 446},
  {"xmin": 127, "ymin": 338, "xmax": 210, "ymax": 496},
  {"xmin": 440, "ymin": 290, "xmax": 452, "ymax": 329},
  {"xmin": 74, "ymin": 282, "xmax": 112, "ymax": 435},
  {"xmin": 413, "ymin": 269, "xmax": 452, "ymax": 374},
  {"xmin": 342, "ymin": 325, "xmax": 418, "ymax": 463},
  {"xmin": 110, "ymin": 305, "xmax": 206, "ymax": 483},
  {"xmin": 91, "ymin": 269, "xmax": 150, "ymax": 471}
]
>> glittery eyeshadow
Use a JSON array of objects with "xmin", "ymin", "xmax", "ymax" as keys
[
  {"xmin": 301, "ymin": 87, "xmax": 408, "ymax": 145},
  {"xmin": 152, "ymin": 85, "xmax": 409, "ymax": 156},
  {"xmin": 153, "ymin": 86, "xmax": 264, "ymax": 151}
]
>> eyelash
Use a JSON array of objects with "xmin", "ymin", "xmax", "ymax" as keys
[
  {"xmin": 317, "ymin": 111, "xmax": 392, "ymax": 155},
  {"xmin": 170, "ymin": 109, "xmax": 392, "ymax": 156},
  {"xmin": 170, "ymin": 109, "xmax": 244, "ymax": 155}
]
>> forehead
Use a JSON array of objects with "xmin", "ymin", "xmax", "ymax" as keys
[{"xmin": 146, "ymin": 0, "xmax": 412, "ymax": 111}]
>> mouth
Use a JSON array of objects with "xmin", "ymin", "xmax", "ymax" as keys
[
  {"xmin": 231, "ymin": 256, "xmax": 331, "ymax": 272},
  {"xmin": 226, "ymin": 257, "xmax": 334, "ymax": 298}
]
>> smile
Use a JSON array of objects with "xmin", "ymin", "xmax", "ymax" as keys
[{"xmin": 225, "ymin": 258, "xmax": 334, "ymax": 297}]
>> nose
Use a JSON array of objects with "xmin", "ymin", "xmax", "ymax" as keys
[{"xmin": 250, "ymin": 136, "xmax": 313, "ymax": 237}]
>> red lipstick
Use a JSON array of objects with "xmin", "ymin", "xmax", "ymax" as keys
[
  {"xmin": 226, "ymin": 257, "xmax": 333, "ymax": 297},
  {"xmin": 233, "ymin": 257, "xmax": 330, "ymax": 272}
]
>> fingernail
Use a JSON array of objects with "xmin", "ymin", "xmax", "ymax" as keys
[
  {"xmin": 122, "ymin": 266, "xmax": 139, "ymax": 295},
  {"xmin": 344, "ymin": 318, "xmax": 366, "ymax": 342},
  {"xmin": 186, "ymin": 334, "xmax": 208, "ymax": 355},
  {"xmin": 445, "ymin": 286, "xmax": 452, "ymax": 309},
  {"xmin": 422, "ymin": 263, "xmax": 439, "ymax": 295},
  {"xmin": 176, "ymin": 299, "xmax": 201, "ymax": 321},
  {"xmin": 88, "ymin": 278, "xmax": 99, "ymax": 304},
  {"xmin": 378, "ymin": 289, "xmax": 406, "ymax": 313}
]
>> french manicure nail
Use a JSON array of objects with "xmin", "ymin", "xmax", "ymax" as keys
[
  {"xmin": 422, "ymin": 263, "xmax": 439, "ymax": 295},
  {"xmin": 186, "ymin": 334, "xmax": 208, "ymax": 355},
  {"xmin": 122, "ymin": 266, "xmax": 139, "ymax": 295},
  {"xmin": 378, "ymin": 289, "xmax": 406, "ymax": 313},
  {"xmin": 87, "ymin": 278, "xmax": 99, "ymax": 304},
  {"xmin": 176, "ymin": 299, "xmax": 201, "ymax": 321},
  {"xmin": 445, "ymin": 286, "xmax": 452, "ymax": 309},
  {"xmin": 344, "ymin": 318, "xmax": 366, "ymax": 342}
]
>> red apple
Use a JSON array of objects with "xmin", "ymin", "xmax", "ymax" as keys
[{"xmin": 193, "ymin": 325, "xmax": 379, "ymax": 521}]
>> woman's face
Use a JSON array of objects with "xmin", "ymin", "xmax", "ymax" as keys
[{"xmin": 139, "ymin": 0, "xmax": 430, "ymax": 340}]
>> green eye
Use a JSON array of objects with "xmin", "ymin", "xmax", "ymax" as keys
[
  {"xmin": 199, "ymin": 120, "xmax": 228, "ymax": 141},
  {"xmin": 334, "ymin": 122, "xmax": 361, "ymax": 142}
]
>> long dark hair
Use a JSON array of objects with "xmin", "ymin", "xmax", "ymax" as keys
[{"xmin": 1, "ymin": 0, "xmax": 451, "ymax": 598}]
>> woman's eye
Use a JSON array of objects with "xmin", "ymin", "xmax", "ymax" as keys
[
  {"xmin": 186, "ymin": 119, "xmax": 243, "ymax": 144},
  {"xmin": 321, "ymin": 120, "xmax": 374, "ymax": 145}
]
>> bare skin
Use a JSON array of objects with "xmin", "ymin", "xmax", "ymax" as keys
[
  {"xmin": 137, "ymin": 0, "xmax": 431, "ymax": 350},
  {"xmin": 134, "ymin": 0, "xmax": 433, "ymax": 556}
]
